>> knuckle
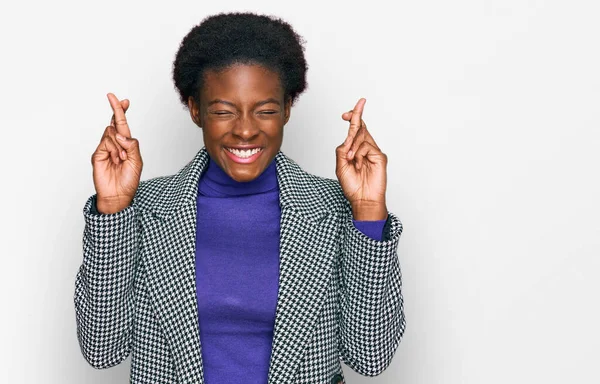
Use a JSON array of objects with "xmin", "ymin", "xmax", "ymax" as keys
[
  {"xmin": 104, "ymin": 126, "xmax": 116, "ymax": 137},
  {"xmin": 114, "ymin": 117, "xmax": 128, "ymax": 126}
]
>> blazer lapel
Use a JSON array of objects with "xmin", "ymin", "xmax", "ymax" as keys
[
  {"xmin": 137, "ymin": 147, "xmax": 339, "ymax": 384},
  {"xmin": 266, "ymin": 152, "xmax": 341, "ymax": 383},
  {"xmin": 139, "ymin": 148, "xmax": 209, "ymax": 384}
]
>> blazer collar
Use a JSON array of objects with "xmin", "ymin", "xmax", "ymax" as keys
[{"xmin": 138, "ymin": 146, "xmax": 334, "ymax": 223}]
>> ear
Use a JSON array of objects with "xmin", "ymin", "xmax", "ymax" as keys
[
  {"xmin": 283, "ymin": 98, "xmax": 292, "ymax": 125},
  {"xmin": 187, "ymin": 96, "xmax": 202, "ymax": 128}
]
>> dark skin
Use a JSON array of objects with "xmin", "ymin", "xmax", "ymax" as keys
[
  {"xmin": 94, "ymin": 64, "xmax": 387, "ymax": 220},
  {"xmin": 187, "ymin": 64, "xmax": 291, "ymax": 183},
  {"xmin": 187, "ymin": 64, "xmax": 387, "ymax": 220}
]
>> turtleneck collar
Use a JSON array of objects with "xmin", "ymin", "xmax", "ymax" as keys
[{"xmin": 198, "ymin": 155, "xmax": 279, "ymax": 197}]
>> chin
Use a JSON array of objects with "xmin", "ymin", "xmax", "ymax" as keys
[{"xmin": 228, "ymin": 168, "xmax": 261, "ymax": 182}]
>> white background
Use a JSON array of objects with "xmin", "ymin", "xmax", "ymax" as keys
[{"xmin": 1, "ymin": 0, "xmax": 599, "ymax": 383}]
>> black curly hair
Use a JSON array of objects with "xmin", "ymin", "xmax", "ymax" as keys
[{"xmin": 172, "ymin": 12, "xmax": 308, "ymax": 108}]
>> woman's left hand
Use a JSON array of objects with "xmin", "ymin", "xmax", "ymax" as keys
[{"xmin": 336, "ymin": 98, "xmax": 388, "ymax": 221}]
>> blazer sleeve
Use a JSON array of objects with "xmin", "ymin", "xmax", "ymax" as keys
[
  {"xmin": 338, "ymin": 206, "xmax": 405, "ymax": 376},
  {"xmin": 74, "ymin": 194, "xmax": 139, "ymax": 369}
]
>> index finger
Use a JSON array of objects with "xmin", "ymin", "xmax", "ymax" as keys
[
  {"xmin": 107, "ymin": 93, "xmax": 131, "ymax": 138},
  {"xmin": 110, "ymin": 99, "xmax": 130, "ymax": 126},
  {"xmin": 349, "ymin": 98, "xmax": 366, "ymax": 134},
  {"xmin": 344, "ymin": 98, "xmax": 366, "ymax": 146}
]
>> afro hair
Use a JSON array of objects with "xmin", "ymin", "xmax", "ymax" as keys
[{"xmin": 172, "ymin": 12, "xmax": 308, "ymax": 108}]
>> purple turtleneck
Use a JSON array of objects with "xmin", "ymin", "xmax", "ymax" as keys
[{"xmin": 194, "ymin": 155, "xmax": 385, "ymax": 383}]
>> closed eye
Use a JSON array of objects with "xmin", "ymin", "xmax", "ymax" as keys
[{"xmin": 258, "ymin": 111, "xmax": 277, "ymax": 115}]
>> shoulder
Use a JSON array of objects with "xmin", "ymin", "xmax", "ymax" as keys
[
  {"xmin": 131, "ymin": 174, "xmax": 175, "ymax": 210},
  {"xmin": 129, "ymin": 148, "xmax": 209, "ymax": 217},
  {"xmin": 276, "ymin": 152, "xmax": 351, "ymax": 218},
  {"xmin": 301, "ymin": 171, "xmax": 348, "ymax": 210}
]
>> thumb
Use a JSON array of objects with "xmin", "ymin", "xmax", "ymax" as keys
[{"xmin": 335, "ymin": 141, "xmax": 351, "ymax": 176}]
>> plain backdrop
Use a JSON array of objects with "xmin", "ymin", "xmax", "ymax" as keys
[{"xmin": 1, "ymin": 0, "xmax": 599, "ymax": 383}]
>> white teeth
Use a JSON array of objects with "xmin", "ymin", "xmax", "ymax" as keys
[{"xmin": 226, "ymin": 147, "xmax": 262, "ymax": 158}]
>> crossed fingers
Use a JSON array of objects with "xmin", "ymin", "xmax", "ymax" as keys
[
  {"xmin": 341, "ymin": 98, "xmax": 379, "ymax": 160},
  {"xmin": 107, "ymin": 93, "xmax": 131, "ymax": 138},
  {"xmin": 102, "ymin": 93, "xmax": 131, "ymax": 163}
]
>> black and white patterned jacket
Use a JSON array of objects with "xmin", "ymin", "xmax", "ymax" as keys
[{"xmin": 74, "ymin": 147, "xmax": 405, "ymax": 384}]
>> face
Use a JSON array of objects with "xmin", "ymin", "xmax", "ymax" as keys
[{"xmin": 188, "ymin": 64, "xmax": 291, "ymax": 182}]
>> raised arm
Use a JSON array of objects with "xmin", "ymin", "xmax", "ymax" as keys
[
  {"xmin": 74, "ymin": 93, "xmax": 143, "ymax": 368},
  {"xmin": 335, "ymin": 98, "xmax": 406, "ymax": 375}
]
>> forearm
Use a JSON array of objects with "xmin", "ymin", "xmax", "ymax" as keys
[
  {"xmin": 338, "ymin": 207, "xmax": 406, "ymax": 376},
  {"xmin": 74, "ymin": 194, "xmax": 139, "ymax": 369}
]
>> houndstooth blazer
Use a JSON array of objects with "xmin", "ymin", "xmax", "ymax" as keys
[{"xmin": 74, "ymin": 146, "xmax": 405, "ymax": 384}]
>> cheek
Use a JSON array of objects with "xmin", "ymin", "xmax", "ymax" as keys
[
  {"xmin": 201, "ymin": 122, "xmax": 231, "ymax": 140},
  {"xmin": 260, "ymin": 119, "xmax": 285, "ymax": 136}
]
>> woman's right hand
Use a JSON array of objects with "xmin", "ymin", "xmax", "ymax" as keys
[{"xmin": 91, "ymin": 93, "xmax": 143, "ymax": 214}]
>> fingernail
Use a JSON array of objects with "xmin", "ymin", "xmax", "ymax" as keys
[
  {"xmin": 116, "ymin": 133, "xmax": 125, "ymax": 141},
  {"xmin": 348, "ymin": 150, "xmax": 353, "ymax": 158}
]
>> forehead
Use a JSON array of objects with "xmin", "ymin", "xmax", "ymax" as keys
[{"xmin": 201, "ymin": 64, "xmax": 283, "ymax": 103}]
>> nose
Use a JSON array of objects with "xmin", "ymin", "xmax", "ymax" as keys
[{"xmin": 231, "ymin": 114, "xmax": 259, "ymax": 141}]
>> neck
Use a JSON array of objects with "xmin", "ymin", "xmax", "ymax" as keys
[{"xmin": 198, "ymin": 156, "xmax": 278, "ymax": 197}]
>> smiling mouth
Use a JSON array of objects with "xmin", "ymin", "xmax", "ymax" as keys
[{"xmin": 225, "ymin": 147, "xmax": 263, "ymax": 158}]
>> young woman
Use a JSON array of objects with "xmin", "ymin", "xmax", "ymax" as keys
[{"xmin": 75, "ymin": 12, "xmax": 405, "ymax": 384}]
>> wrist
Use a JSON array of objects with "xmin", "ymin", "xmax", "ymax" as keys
[
  {"xmin": 350, "ymin": 201, "xmax": 388, "ymax": 221},
  {"xmin": 96, "ymin": 196, "xmax": 133, "ymax": 214},
  {"xmin": 96, "ymin": 203, "xmax": 124, "ymax": 215}
]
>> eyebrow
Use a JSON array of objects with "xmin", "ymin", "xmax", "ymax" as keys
[{"xmin": 207, "ymin": 98, "xmax": 281, "ymax": 108}]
